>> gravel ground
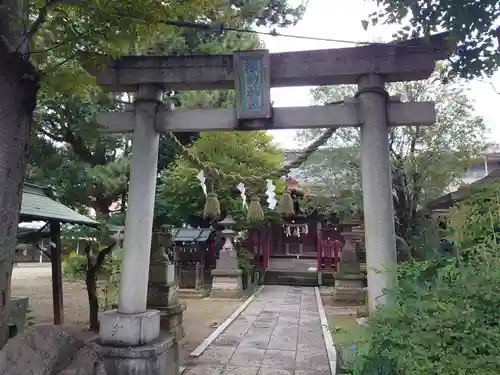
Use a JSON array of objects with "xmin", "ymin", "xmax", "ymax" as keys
[{"xmin": 11, "ymin": 264, "xmax": 243, "ymax": 364}]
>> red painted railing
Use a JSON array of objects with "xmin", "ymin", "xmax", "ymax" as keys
[
  {"xmin": 251, "ymin": 229, "xmax": 269, "ymax": 269},
  {"xmin": 318, "ymin": 239, "xmax": 342, "ymax": 272}
]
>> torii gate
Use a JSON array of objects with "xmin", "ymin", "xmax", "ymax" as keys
[{"xmin": 88, "ymin": 32, "xmax": 451, "ymax": 357}]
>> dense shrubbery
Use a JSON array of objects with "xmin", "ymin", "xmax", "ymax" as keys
[{"xmin": 351, "ymin": 183, "xmax": 500, "ymax": 375}]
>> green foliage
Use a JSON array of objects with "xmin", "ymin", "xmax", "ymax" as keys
[
  {"xmin": 155, "ymin": 131, "xmax": 284, "ymax": 228},
  {"xmin": 299, "ymin": 77, "xmax": 486, "ymax": 243},
  {"xmin": 364, "ymin": 0, "xmax": 500, "ymax": 80},
  {"xmin": 237, "ymin": 246, "xmax": 255, "ymax": 277},
  {"xmin": 62, "ymin": 251, "xmax": 88, "ymax": 279},
  {"xmin": 351, "ymin": 182, "xmax": 500, "ymax": 375},
  {"xmin": 447, "ymin": 182, "xmax": 500, "ymax": 252},
  {"xmin": 62, "ymin": 247, "xmax": 123, "ymax": 311},
  {"xmin": 24, "ymin": 0, "xmax": 304, "ymax": 94},
  {"xmin": 98, "ymin": 248, "xmax": 122, "ymax": 310}
]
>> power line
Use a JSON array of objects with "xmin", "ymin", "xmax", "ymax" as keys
[{"xmin": 106, "ymin": 10, "xmax": 440, "ymax": 52}]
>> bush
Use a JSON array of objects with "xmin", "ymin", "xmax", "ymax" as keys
[
  {"xmin": 62, "ymin": 251, "xmax": 87, "ymax": 279},
  {"xmin": 61, "ymin": 247, "xmax": 123, "ymax": 311},
  {"xmin": 352, "ymin": 183, "xmax": 500, "ymax": 375}
]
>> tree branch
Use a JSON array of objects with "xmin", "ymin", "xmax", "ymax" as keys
[
  {"xmin": 94, "ymin": 243, "xmax": 116, "ymax": 271},
  {"xmin": 62, "ymin": 126, "xmax": 98, "ymax": 165},
  {"xmin": 39, "ymin": 128, "xmax": 63, "ymax": 142},
  {"xmin": 27, "ymin": 0, "xmax": 82, "ymax": 40}
]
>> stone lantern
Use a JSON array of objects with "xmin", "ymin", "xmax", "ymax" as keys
[{"xmin": 210, "ymin": 215, "xmax": 243, "ymax": 298}]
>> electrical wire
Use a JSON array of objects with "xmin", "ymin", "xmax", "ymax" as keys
[{"xmin": 104, "ymin": 9, "xmax": 442, "ymax": 53}]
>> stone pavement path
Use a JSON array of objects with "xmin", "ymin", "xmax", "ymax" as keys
[{"xmin": 184, "ymin": 285, "xmax": 332, "ymax": 375}]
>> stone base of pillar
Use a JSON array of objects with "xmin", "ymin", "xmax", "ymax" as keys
[
  {"xmin": 99, "ymin": 309, "xmax": 160, "ymax": 347},
  {"xmin": 158, "ymin": 303, "xmax": 187, "ymax": 342},
  {"xmin": 98, "ymin": 331, "xmax": 179, "ymax": 375},
  {"xmin": 210, "ymin": 269, "xmax": 243, "ymax": 298}
]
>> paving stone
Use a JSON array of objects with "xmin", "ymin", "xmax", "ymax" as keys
[
  {"xmin": 229, "ymin": 347, "xmax": 266, "ymax": 367},
  {"xmin": 183, "ymin": 364, "xmax": 224, "ymax": 375},
  {"xmin": 261, "ymin": 349, "xmax": 296, "ymax": 370},
  {"xmin": 257, "ymin": 369, "xmax": 294, "ymax": 375},
  {"xmin": 235, "ymin": 315, "xmax": 258, "ymax": 324},
  {"xmin": 221, "ymin": 365, "xmax": 259, "ymax": 375},
  {"xmin": 272, "ymin": 325, "xmax": 298, "ymax": 338},
  {"xmin": 212, "ymin": 334, "xmax": 244, "ymax": 347},
  {"xmin": 279, "ymin": 310, "xmax": 300, "ymax": 318},
  {"xmin": 296, "ymin": 346, "xmax": 330, "ymax": 370},
  {"xmin": 297, "ymin": 336, "xmax": 327, "ymax": 350},
  {"xmin": 259, "ymin": 310, "xmax": 280, "ymax": 317},
  {"xmin": 267, "ymin": 336, "xmax": 297, "ymax": 351},
  {"xmin": 186, "ymin": 286, "xmax": 331, "ymax": 375},
  {"xmin": 295, "ymin": 370, "xmax": 331, "ymax": 375},
  {"xmin": 240, "ymin": 334, "xmax": 271, "ymax": 350},
  {"xmin": 197, "ymin": 346, "xmax": 237, "ymax": 364},
  {"xmin": 224, "ymin": 322, "xmax": 252, "ymax": 337},
  {"xmin": 253, "ymin": 319, "xmax": 278, "ymax": 328},
  {"xmin": 276, "ymin": 316, "xmax": 299, "ymax": 326},
  {"xmin": 246, "ymin": 326, "xmax": 274, "ymax": 336}
]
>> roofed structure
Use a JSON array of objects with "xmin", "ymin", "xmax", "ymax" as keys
[
  {"xmin": 20, "ymin": 184, "xmax": 98, "ymax": 226},
  {"xmin": 427, "ymin": 169, "xmax": 500, "ymax": 211},
  {"xmin": 172, "ymin": 228, "xmax": 213, "ymax": 243},
  {"xmin": 13, "ymin": 183, "xmax": 98, "ymax": 328}
]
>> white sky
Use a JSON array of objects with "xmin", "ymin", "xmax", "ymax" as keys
[{"xmin": 261, "ymin": 0, "xmax": 500, "ymax": 149}]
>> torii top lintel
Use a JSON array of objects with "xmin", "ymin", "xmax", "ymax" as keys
[{"xmin": 89, "ymin": 32, "xmax": 452, "ymax": 92}]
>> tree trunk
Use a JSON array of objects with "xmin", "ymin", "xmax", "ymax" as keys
[
  {"xmin": 85, "ymin": 266, "xmax": 100, "ymax": 332},
  {"xmin": 0, "ymin": 40, "xmax": 39, "ymax": 348}
]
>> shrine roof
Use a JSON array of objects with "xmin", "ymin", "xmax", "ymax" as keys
[
  {"xmin": 172, "ymin": 228, "xmax": 213, "ymax": 243},
  {"xmin": 427, "ymin": 169, "xmax": 500, "ymax": 211},
  {"xmin": 20, "ymin": 184, "xmax": 98, "ymax": 226}
]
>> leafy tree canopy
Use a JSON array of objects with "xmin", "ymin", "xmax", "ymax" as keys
[
  {"xmin": 297, "ymin": 76, "xmax": 486, "ymax": 247},
  {"xmin": 155, "ymin": 131, "xmax": 284, "ymax": 228},
  {"xmin": 364, "ymin": 0, "xmax": 499, "ymax": 80},
  {"xmin": 27, "ymin": 29, "xmax": 263, "ymax": 219},
  {"xmin": 23, "ymin": 0, "xmax": 305, "ymax": 95}
]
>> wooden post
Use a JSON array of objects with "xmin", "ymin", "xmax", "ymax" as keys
[
  {"xmin": 195, "ymin": 262, "xmax": 202, "ymax": 291},
  {"xmin": 50, "ymin": 220, "xmax": 64, "ymax": 325}
]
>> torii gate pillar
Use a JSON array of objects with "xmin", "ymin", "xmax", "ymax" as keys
[
  {"xmin": 98, "ymin": 85, "xmax": 179, "ymax": 375},
  {"xmin": 357, "ymin": 74, "xmax": 397, "ymax": 311}
]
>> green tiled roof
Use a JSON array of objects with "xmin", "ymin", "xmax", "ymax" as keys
[
  {"xmin": 172, "ymin": 228, "xmax": 213, "ymax": 243},
  {"xmin": 20, "ymin": 184, "xmax": 98, "ymax": 226}
]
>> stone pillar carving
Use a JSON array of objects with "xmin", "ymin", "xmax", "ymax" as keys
[
  {"xmin": 147, "ymin": 226, "xmax": 186, "ymax": 341},
  {"xmin": 211, "ymin": 215, "xmax": 243, "ymax": 298}
]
